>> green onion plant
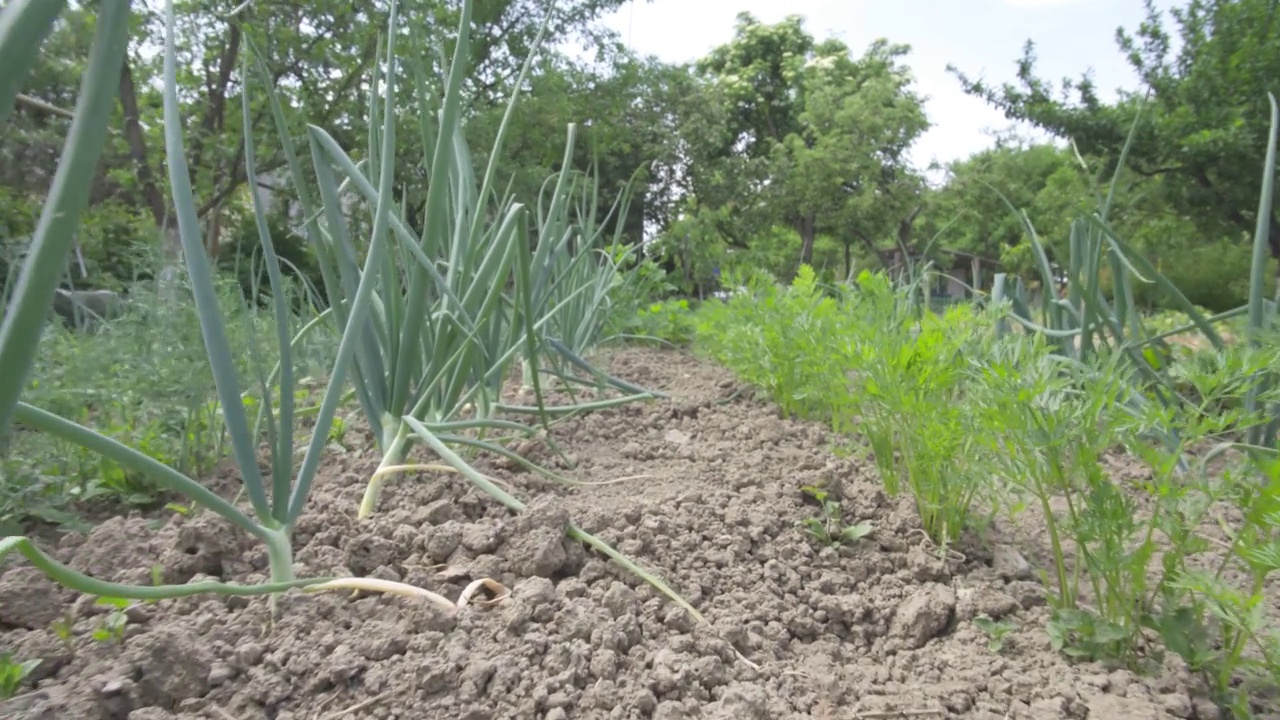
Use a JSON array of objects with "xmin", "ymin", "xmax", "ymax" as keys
[
  {"xmin": 0, "ymin": 0, "xmax": 128, "ymax": 438},
  {"xmin": 257, "ymin": 6, "xmax": 662, "ymax": 521},
  {"xmin": 236, "ymin": 0, "xmax": 701, "ymax": 620},
  {"xmin": 0, "ymin": 0, "xmax": 500, "ymax": 612},
  {"xmin": 517, "ymin": 132, "xmax": 655, "ymax": 398},
  {"xmin": 989, "ymin": 103, "xmax": 1277, "ymax": 413}
]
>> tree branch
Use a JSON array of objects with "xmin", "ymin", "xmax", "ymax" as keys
[{"xmin": 13, "ymin": 93, "xmax": 75, "ymax": 120}]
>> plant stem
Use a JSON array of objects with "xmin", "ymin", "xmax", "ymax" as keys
[
  {"xmin": 1037, "ymin": 486, "xmax": 1073, "ymax": 609},
  {"xmin": 1225, "ymin": 566, "xmax": 1269, "ymax": 677},
  {"xmin": 359, "ymin": 419, "xmax": 410, "ymax": 519},
  {"xmin": 261, "ymin": 525, "xmax": 295, "ymax": 619}
]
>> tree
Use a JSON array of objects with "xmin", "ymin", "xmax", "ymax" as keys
[
  {"xmin": 687, "ymin": 13, "xmax": 929, "ymax": 268},
  {"xmin": 462, "ymin": 45, "xmax": 686, "ymax": 248},
  {"xmin": 4, "ymin": 0, "xmax": 648, "ymax": 287},
  {"xmin": 1, "ymin": 5, "xmax": 159, "ymax": 289},
  {"xmin": 920, "ymin": 139, "xmax": 1092, "ymax": 273},
  {"xmin": 776, "ymin": 38, "xmax": 930, "ymax": 273},
  {"xmin": 948, "ymin": 0, "xmax": 1280, "ymax": 264}
]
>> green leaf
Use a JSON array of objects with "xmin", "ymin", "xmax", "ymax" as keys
[
  {"xmin": 840, "ymin": 521, "xmax": 874, "ymax": 544},
  {"xmin": 0, "ymin": 0, "xmax": 132, "ymax": 438}
]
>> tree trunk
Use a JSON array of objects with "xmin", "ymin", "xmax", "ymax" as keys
[
  {"xmin": 798, "ymin": 212, "xmax": 816, "ymax": 266},
  {"xmin": 897, "ymin": 206, "xmax": 922, "ymax": 253},
  {"xmin": 1269, "ymin": 214, "xmax": 1280, "ymax": 285},
  {"xmin": 118, "ymin": 59, "xmax": 169, "ymax": 233}
]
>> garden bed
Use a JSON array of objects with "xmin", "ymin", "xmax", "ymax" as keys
[{"xmin": 0, "ymin": 346, "xmax": 1259, "ymax": 720}]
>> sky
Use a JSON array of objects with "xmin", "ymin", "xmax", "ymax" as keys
[{"xmin": 586, "ymin": 0, "xmax": 1179, "ymax": 175}]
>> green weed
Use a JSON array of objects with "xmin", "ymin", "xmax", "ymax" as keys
[
  {"xmin": 798, "ymin": 485, "xmax": 874, "ymax": 548},
  {"xmin": 49, "ymin": 612, "xmax": 74, "ymax": 655},
  {"xmin": 0, "ymin": 652, "xmax": 39, "ymax": 699},
  {"xmin": 1, "ymin": 274, "xmax": 335, "ymax": 530},
  {"xmin": 90, "ymin": 596, "xmax": 132, "ymax": 644},
  {"xmin": 631, "ymin": 299, "xmax": 698, "ymax": 346},
  {"xmin": 974, "ymin": 615, "xmax": 1019, "ymax": 653}
]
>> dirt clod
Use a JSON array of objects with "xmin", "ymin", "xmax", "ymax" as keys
[
  {"xmin": 991, "ymin": 544, "xmax": 1034, "ymax": 581},
  {"xmin": 0, "ymin": 568, "xmax": 65, "ymax": 630},
  {"xmin": 889, "ymin": 583, "xmax": 957, "ymax": 649}
]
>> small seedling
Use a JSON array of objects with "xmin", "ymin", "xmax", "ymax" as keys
[
  {"xmin": 974, "ymin": 615, "xmax": 1019, "ymax": 653},
  {"xmin": 91, "ymin": 597, "xmax": 132, "ymax": 644},
  {"xmin": 0, "ymin": 653, "xmax": 40, "ymax": 699},
  {"xmin": 49, "ymin": 613, "xmax": 75, "ymax": 655},
  {"xmin": 1046, "ymin": 608, "xmax": 1129, "ymax": 662},
  {"xmin": 325, "ymin": 412, "xmax": 350, "ymax": 445},
  {"xmin": 799, "ymin": 485, "xmax": 874, "ymax": 548}
]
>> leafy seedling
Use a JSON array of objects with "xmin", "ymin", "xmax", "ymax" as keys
[
  {"xmin": 49, "ymin": 613, "xmax": 75, "ymax": 655},
  {"xmin": 328, "ymin": 415, "xmax": 348, "ymax": 447},
  {"xmin": 1047, "ymin": 607, "xmax": 1130, "ymax": 663},
  {"xmin": 799, "ymin": 485, "xmax": 874, "ymax": 548},
  {"xmin": 973, "ymin": 615, "xmax": 1019, "ymax": 653},
  {"xmin": 0, "ymin": 653, "xmax": 40, "ymax": 699},
  {"xmin": 91, "ymin": 597, "xmax": 132, "ymax": 644}
]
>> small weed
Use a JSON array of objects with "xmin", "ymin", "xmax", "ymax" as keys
[
  {"xmin": 799, "ymin": 485, "xmax": 874, "ymax": 548},
  {"xmin": 49, "ymin": 612, "xmax": 75, "ymax": 655},
  {"xmin": 328, "ymin": 415, "xmax": 348, "ymax": 446},
  {"xmin": 91, "ymin": 597, "xmax": 133, "ymax": 644},
  {"xmin": 974, "ymin": 615, "xmax": 1019, "ymax": 653},
  {"xmin": 0, "ymin": 653, "xmax": 40, "ymax": 699}
]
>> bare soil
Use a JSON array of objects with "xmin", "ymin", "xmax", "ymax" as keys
[{"xmin": 0, "ymin": 346, "xmax": 1260, "ymax": 720}]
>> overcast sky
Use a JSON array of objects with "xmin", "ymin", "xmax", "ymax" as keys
[{"xmin": 586, "ymin": 0, "xmax": 1179, "ymax": 173}]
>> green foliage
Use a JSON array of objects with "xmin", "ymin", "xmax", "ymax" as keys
[
  {"xmin": 0, "ymin": 0, "xmax": 132, "ymax": 442},
  {"xmin": 922, "ymin": 141, "xmax": 1092, "ymax": 273},
  {"xmin": 604, "ymin": 247, "xmax": 676, "ymax": 317},
  {"xmin": 0, "ymin": 652, "xmax": 40, "ymax": 699},
  {"xmin": 1, "ymin": 199, "xmax": 159, "ymax": 295},
  {"xmin": 626, "ymin": 299, "xmax": 698, "ymax": 347},
  {"xmin": 1131, "ymin": 238, "xmax": 1278, "ymax": 313},
  {"xmin": 950, "ymin": 0, "xmax": 1280, "ymax": 263},
  {"xmin": 697, "ymin": 265, "xmax": 849, "ymax": 422},
  {"xmin": 699, "ymin": 264, "xmax": 996, "ymax": 547},
  {"xmin": 661, "ymin": 13, "xmax": 929, "ymax": 271},
  {"xmin": 696, "ymin": 259, "xmax": 1280, "ymax": 712},
  {"xmin": 798, "ymin": 485, "xmax": 874, "ymax": 548},
  {"xmin": 472, "ymin": 48, "xmax": 678, "ymax": 245},
  {"xmin": 974, "ymin": 339, "xmax": 1280, "ymax": 709},
  {"xmin": 2, "ymin": 276, "xmax": 335, "ymax": 531},
  {"xmin": 850, "ymin": 271, "xmax": 995, "ymax": 547},
  {"xmin": 217, "ymin": 212, "xmax": 327, "ymax": 311},
  {"xmin": 1149, "ymin": 448, "xmax": 1280, "ymax": 710}
]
